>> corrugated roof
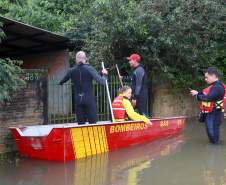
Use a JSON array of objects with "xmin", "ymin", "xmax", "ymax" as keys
[{"xmin": 0, "ymin": 16, "xmax": 73, "ymax": 58}]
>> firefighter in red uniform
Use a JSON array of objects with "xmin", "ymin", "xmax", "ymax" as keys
[
  {"xmin": 112, "ymin": 86, "xmax": 152, "ymax": 125},
  {"xmin": 190, "ymin": 67, "xmax": 226, "ymax": 144}
]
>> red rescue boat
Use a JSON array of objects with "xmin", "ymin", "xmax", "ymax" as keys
[{"xmin": 9, "ymin": 116, "xmax": 186, "ymax": 162}]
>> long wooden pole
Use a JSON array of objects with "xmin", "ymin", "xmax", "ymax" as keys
[
  {"xmin": 102, "ymin": 62, "xmax": 115, "ymax": 122},
  {"xmin": 116, "ymin": 64, "xmax": 123, "ymax": 87}
]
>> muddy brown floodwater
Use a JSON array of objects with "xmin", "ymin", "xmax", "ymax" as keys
[{"xmin": 1, "ymin": 118, "xmax": 226, "ymax": 185}]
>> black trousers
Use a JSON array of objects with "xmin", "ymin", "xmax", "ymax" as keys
[
  {"xmin": 74, "ymin": 94, "xmax": 97, "ymax": 125},
  {"xmin": 136, "ymin": 92, "xmax": 149, "ymax": 116}
]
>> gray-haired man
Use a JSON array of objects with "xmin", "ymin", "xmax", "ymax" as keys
[{"xmin": 60, "ymin": 51, "xmax": 108, "ymax": 124}]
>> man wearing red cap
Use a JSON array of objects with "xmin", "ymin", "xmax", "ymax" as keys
[{"xmin": 127, "ymin": 53, "xmax": 149, "ymax": 116}]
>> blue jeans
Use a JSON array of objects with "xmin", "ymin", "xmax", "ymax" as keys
[{"xmin": 205, "ymin": 111, "xmax": 223, "ymax": 144}]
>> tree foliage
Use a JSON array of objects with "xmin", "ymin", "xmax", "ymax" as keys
[
  {"xmin": 0, "ymin": 0, "xmax": 225, "ymax": 89},
  {"xmin": 0, "ymin": 22, "xmax": 25, "ymax": 102},
  {"xmin": 72, "ymin": 0, "xmax": 226, "ymax": 88},
  {"xmin": 0, "ymin": 0, "xmax": 91, "ymax": 33},
  {"xmin": 0, "ymin": 59, "xmax": 25, "ymax": 102}
]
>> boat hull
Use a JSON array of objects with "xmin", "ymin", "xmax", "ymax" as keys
[{"xmin": 10, "ymin": 116, "xmax": 185, "ymax": 162}]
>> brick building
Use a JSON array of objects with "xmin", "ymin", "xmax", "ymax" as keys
[{"xmin": 0, "ymin": 16, "xmax": 74, "ymax": 153}]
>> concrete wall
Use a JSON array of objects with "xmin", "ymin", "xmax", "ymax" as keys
[
  {"xmin": 151, "ymin": 85, "xmax": 225, "ymax": 118},
  {"xmin": 22, "ymin": 50, "xmax": 70, "ymax": 76},
  {"xmin": 152, "ymin": 87, "xmax": 199, "ymax": 118}
]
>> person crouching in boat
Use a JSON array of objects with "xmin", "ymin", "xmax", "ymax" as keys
[{"xmin": 112, "ymin": 85, "xmax": 152, "ymax": 125}]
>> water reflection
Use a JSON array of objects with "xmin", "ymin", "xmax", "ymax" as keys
[
  {"xmin": 203, "ymin": 146, "xmax": 226, "ymax": 185},
  {"xmin": 0, "ymin": 135, "xmax": 184, "ymax": 185}
]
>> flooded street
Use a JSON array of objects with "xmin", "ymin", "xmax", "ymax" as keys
[{"xmin": 1, "ymin": 118, "xmax": 226, "ymax": 185}]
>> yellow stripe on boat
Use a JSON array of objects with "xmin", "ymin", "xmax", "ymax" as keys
[
  {"xmin": 82, "ymin": 127, "xmax": 92, "ymax": 156},
  {"xmin": 87, "ymin": 127, "xmax": 97, "ymax": 155},
  {"xmin": 70, "ymin": 126, "xmax": 109, "ymax": 159},
  {"xmin": 70, "ymin": 128, "xmax": 86, "ymax": 159},
  {"xmin": 93, "ymin": 126, "xmax": 101, "ymax": 154},
  {"xmin": 97, "ymin": 126, "xmax": 104, "ymax": 152},
  {"xmin": 101, "ymin": 126, "xmax": 109, "ymax": 152}
]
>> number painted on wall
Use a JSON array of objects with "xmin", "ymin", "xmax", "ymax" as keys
[{"xmin": 23, "ymin": 70, "xmax": 47, "ymax": 82}]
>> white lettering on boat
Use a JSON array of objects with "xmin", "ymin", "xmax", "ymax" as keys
[
  {"xmin": 110, "ymin": 123, "xmax": 148, "ymax": 134},
  {"xmin": 30, "ymin": 138, "xmax": 43, "ymax": 150}
]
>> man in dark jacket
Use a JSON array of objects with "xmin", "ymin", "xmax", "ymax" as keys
[
  {"xmin": 127, "ymin": 53, "xmax": 149, "ymax": 116},
  {"xmin": 190, "ymin": 67, "xmax": 225, "ymax": 144},
  {"xmin": 59, "ymin": 51, "xmax": 108, "ymax": 124}
]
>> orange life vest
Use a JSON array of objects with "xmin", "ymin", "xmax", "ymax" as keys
[
  {"xmin": 200, "ymin": 83, "xmax": 226, "ymax": 113},
  {"xmin": 112, "ymin": 95, "xmax": 126, "ymax": 121}
]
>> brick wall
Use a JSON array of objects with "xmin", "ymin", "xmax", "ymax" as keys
[{"xmin": 0, "ymin": 76, "xmax": 47, "ymax": 153}]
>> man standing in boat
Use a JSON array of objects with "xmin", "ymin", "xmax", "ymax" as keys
[
  {"xmin": 190, "ymin": 67, "xmax": 226, "ymax": 144},
  {"xmin": 126, "ymin": 53, "xmax": 149, "ymax": 116},
  {"xmin": 59, "ymin": 51, "xmax": 108, "ymax": 125}
]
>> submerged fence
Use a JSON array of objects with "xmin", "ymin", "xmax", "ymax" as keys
[{"xmin": 48, "ymin": 76, "xmax": 128, "ymax": 124}]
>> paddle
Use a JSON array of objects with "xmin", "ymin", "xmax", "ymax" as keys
[
  {"xmin": 101, "ymin": 62, "xmax": 115, "ymax": 122},
  {"xmin": 116, "ymin": 64, "xmax": 123, "ymax": 87}
]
